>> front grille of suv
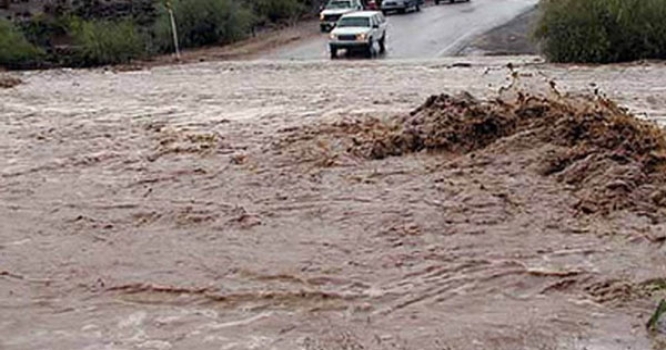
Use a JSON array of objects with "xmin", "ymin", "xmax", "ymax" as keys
[{"xmin": 338, "ymin": 35, "xmax": 357, "ymax": 41}]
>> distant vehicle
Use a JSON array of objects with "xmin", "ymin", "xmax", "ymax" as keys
[
  {"xmin": 320, "ymin": 0, "xmax": 364, "ymax": 32},
  {"xmin": 329, "ymin": 11, "xmax": 388, "ymax": 59},
  {"xmin": 381, "ymin": 0, "xmax": 424, "ymax": 14},
  {"xmin": 434, "ymin": 0, "xmax": 470, "ymax": 4},
  {"xmin": 365, "ymin": 0, "xmax": 379, "ymax": 10}
]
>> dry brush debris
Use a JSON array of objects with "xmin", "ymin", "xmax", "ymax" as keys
[
  {"xmin": 0, "ymin": 75, "xmax": 22, "ymax": 89},
  {"xmin": 284, "ymin": 90, "xmax": 666, "ymax": 215}
]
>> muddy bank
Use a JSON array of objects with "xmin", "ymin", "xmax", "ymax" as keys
[
  {"xmin": 2, "ymin": 58, "xmax": 666, "ymax": 349},
  {"xmin": 460, "ymin": 6, "xmax": 539, "ymax": 56}
]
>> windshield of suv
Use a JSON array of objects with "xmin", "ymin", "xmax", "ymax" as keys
[
  {"xmin": 326, "ymin": 1, "xmax": 352, "ymax": 9},
  {"xmin": 337, "ymin": 17, "xmax": 370, "ymax": 27}
]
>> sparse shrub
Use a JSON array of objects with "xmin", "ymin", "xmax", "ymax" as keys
[
  {"xmin": 0, "ymin": 19, "xmax": 44, "ymax": 68},
  {"xmin": 535, "ymin": 0, "xmax": 666, "ymax": 63},
  {"xmin": 154, "ymin": 0, "xmax": 253, "ymax": 52},
  {"xmin": 70, "ymin": 0, "xmax": 158, "ymax": 26},
  {"xmin": 250, "ymin": 0, "xmax": 305, "ymax": 24},
  {"xmin": 18, "ymin": 14, "xmax": 71, "ymax": 48},
  {"xmin": 69, "ymin": 17, "xmax": 146, "ymax": 66}
]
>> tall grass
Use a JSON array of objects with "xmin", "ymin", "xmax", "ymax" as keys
[
  {"xmin": 69, "ymin": 18, "xmax": 146, "ymax": 66},
  {"xmin": 0, "ymin": 19, "xmax": 44, "ymax": 68},
  {"xmin": 535, "ymin": 0, "xmax": 666, "ymax": 63}
]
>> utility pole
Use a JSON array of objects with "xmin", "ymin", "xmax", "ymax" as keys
[{"xmin": 164, "ymin": 0, "xmax": 181, "ymax": 61}]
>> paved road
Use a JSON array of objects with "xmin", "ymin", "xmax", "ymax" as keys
[{"xmin": 265, "ymin": 0, "xmax": 538, "ymax": 60}]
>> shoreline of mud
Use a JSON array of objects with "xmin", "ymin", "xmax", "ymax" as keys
[{"xmin": 460, "ymin": 6, "xmax": 540, "ymax": 56}]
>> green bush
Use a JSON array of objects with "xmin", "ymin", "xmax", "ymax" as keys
[
  {"xmin": 250, "ymin": 0, "xmax": 305, "ymax": 23},
  {"xmin": 18, "ymin": 15, "xmax": 67, "ymax": 48},
  {"xmin": 0, "ymin": 19, "xmax": 44, "ymax": 68},
  {"xmin": 69, "ymin": 18, "xmax": 146, "ymax": 66},
  {"xmin": 154, "ymin": 0, "xmax": 253, "ymax": 52},
  {"xmin": 535, "ymin": 0, "xmax": 666, "ymax": 63}
]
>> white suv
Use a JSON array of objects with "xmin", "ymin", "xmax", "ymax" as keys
[
  {"xmin": 319, "ymin": 0, "xmax": 364, "ymax": 32},
  {"xmin": 329, "ymin": 11, "xmax": 388, "ymax": 59}
]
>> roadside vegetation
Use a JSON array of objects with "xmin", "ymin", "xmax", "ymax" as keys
[
  {"xmin": 153, "ymin": 0, "xmax": 253, "ymax": 52},
  {"xmin": 69, "ymin": 18, "xmax": 146, "ymax": 65},
  {"xmin": 0, "ymin": 19, "xmax": 44, "ymax": 69},
  {"xmin": 0, "ymin": 0, "xmax": 318, "ymax": 69},
  {"xmin": 535, "ymin": 0, "xmax": 666, "ymax": 63}
]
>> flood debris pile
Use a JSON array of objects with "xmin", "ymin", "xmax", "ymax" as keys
[
  {"xmin": 0, "ymin": 75, "xmax": 22, "ymax": 88},
  {"xmin": 361, "ymin": 92, "xmax": 666, "ymax": 214},
  {"xmin": 144, "ymin": 123, "xmax": 227, "ymax": 162},
  {"xmin": 272, "ymin": 117, "xmax": 396, "ymax": 167}
]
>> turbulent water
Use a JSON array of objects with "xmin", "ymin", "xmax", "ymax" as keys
[{"xmin": 1, "ymin": 58, "xmax": 666, "ymax": 350}]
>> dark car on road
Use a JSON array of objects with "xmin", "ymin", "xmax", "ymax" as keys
[
  {"xmin": 434, "ymin": 0, "xmax": 470, "ymax": 4},
  {"xmin": 381, "ymin": 0, "xmax": 424, "ymax": 14}
]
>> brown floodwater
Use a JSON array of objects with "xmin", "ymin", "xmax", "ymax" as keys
[{"xmin": 1, "ymin": 58, "xmax": 666, "ymax": 349}]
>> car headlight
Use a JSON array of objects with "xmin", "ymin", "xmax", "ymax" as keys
[
  {"xmin": 356, "ymin": 33, "xmax": 367, "ymax": 41},
  {"xmin": 320, "ymin": 13, "xmax": 325, "ymax": 20},
  {"xmin": 330, "ymin": 33, "xmax": 337, "ymax": 40}
]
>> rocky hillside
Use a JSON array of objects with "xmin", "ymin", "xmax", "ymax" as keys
[{"xmin": 1, "ymin": 0, "xmax": 154, "ymax": 22}]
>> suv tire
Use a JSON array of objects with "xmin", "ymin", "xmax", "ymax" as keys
[{"xmin": 365, "ymin": 43, "xmax": 374, "ymax": 58}]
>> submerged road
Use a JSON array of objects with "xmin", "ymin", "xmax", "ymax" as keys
[{"xmin": 265, "ymin": 0, "xmax": 538, "ymax": 60}]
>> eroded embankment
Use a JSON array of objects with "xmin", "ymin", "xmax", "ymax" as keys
[{"xmin": 285, "ymin": 90, "xmax": 666, "ymax": 217}]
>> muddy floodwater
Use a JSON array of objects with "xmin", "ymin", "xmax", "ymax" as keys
[{"xmin": 2, "ymin": 57, "xmax": 666, "ymax": 350}]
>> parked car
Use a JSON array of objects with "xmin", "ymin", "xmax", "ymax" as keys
[
  {"xmin": 320, "ymin": 0, "xmax": 364, "ymax": 32},
  {"xmin": 329, "ymin": 11, "xmax": 388, "ymax": 59},
  {"xmin": 381, "ymin": 0, "xmax": 424, "ymax": 14},
  {"xmin": 434, "ymin": 0, "xmax": 470, "ymax": 4}
]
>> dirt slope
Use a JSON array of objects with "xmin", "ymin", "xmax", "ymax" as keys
[{"xmin": 461, "ymin": 6, "xmax": 540, "ymax": 56}]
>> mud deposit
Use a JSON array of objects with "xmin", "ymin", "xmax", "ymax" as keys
[
  {"xmin": 2, "ymin": 59, "xmax": 666, "ymax": 349},
  {"xmin": 0, "ymin": 75, "xmax": 22, "ymax": 89},
  {"xmin": 363, "ymin": 91, "xmax": 666, "ymax": 215}
]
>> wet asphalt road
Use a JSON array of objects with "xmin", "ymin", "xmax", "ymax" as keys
[{"xmin": 265, "ymin": 0, "xmax": 538, "ymax": 60}]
